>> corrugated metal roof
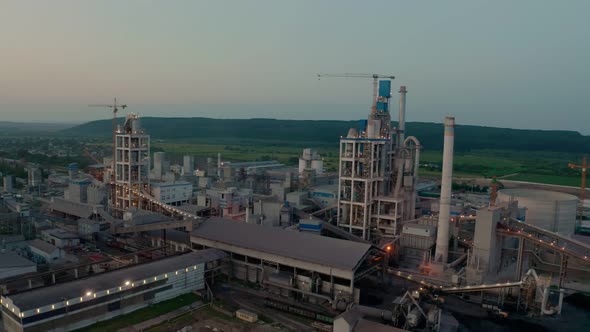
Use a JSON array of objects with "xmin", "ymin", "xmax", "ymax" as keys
[
  {"xmin": 49, "ymin": 198, "xmax": 95, "ymax": 219},
  {"xmin": 0, "ymin": 253, "xmax": 36, "ymax": 269},
  {"xmin": 191, "ymin": 218, "xmax": 371, "ymax": 271},
  {"xmin": 29, "ymin": 239, "xmax": 58, "ymax": 255},
  {"xmin": 7, "ymin": 249, "xmax": 226, "ymax": 311}
]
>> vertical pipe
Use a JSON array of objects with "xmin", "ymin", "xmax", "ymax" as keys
[
  {"xmin": 398, "ymin": 86, "xmax": 407, "ymax": 146},
  {"xmin": 434, "ymin": 117, "xmax": 455, "ymax": 264}
]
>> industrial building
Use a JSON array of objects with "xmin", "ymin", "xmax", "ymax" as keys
[
  {"xmin": 114, "ymin": 114, "xmax": 150, "ymax": 210},
  {"xmin": 7, "ymin": 81, "xmax": 589, "ymax": 332},
  {"xmin": 183, "ymin": 155, "xmax": 195, "ymax": 176},
  {"xmin": 150, "ymin": 181, "xmax": 193, "ymax": 205},
  {"xmin": 40, "ymin": 229, "xmax": 80, "ymax": 249},
  {"xmin": 3, "ymin": 175, "xmax": 14, "ymax": 193},
  {"xmin": 0, "ymin": 253, "xmax": 36, "ymax": 280},
  {"xmin": 28, "ymin": 239, "xmax": 63, "ymax": 264},
  {"xmin": 1, "ymin": 249, "xmax": 226, "ymax": 332},
  {"xmin": 337, "ymin": 83, "xmax": 420, "ymax": 240},
  {"xmin": 190, "ymin": 218, "xmax": 382, "ymax": 305}
]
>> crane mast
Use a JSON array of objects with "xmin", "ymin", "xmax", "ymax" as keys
[
  {"xmin": 569, "ymin": 156, "xmax": 588, "ymax": 231},
  {"xmin": 88, "ymin": 98, "xmax": 127, "ymax": 210},
  {"xmin": 317, "ymin": 73, "xmax": 395, "ymax": 116}
]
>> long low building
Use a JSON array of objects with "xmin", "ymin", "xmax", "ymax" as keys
[
  {"xmin": 1, "ymin": 249, "xmax": 226, "ymax": 332},
  {"xmin": 190, "ymin": 218, "xmax": 382, "ymax": 305}
]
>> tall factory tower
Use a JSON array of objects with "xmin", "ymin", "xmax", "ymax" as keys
[
  {"xmin": 337, "ymin": 82, "xmax": 420, "ymax": 241},
  {"xmin": 114, "ymin": 114, "xmax": 151, "ymax": 210}
]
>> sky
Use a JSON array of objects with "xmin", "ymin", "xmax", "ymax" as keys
[{"xmin": 1, "ymin": 1, "xmax": 589, "ymax": 133}]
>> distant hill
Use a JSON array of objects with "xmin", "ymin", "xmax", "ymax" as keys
[
  {"xmin": 61, "ymin": 117, "xmax": 590, "ymax": 153},
  {"xmin": 0, "ymin": 121, "xmax": 75, "ymax": 134}
]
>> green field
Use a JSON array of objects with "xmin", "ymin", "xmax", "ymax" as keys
[
  {"xmin": 502, "ymin": 173, "xmax": 581, "ymax": 187},
  {"xmin": 88, "ymin": 139, "xmax": 584, "ymax": 187},
  {"xmin": 75, "ymin": 293, "xmax": 200, "ymax": 332}
]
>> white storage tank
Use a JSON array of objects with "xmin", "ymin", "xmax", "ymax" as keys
[
  {"xmin": 298, "ymin": 158, "xmax": 307, "ymax": 174},
  {"xmin": 311, "ymin": 159, "xmax": 323, "ymax": 175},
  {"xmin": 497, "ymin": 189, "xmax": 577, "ymax": 235}
]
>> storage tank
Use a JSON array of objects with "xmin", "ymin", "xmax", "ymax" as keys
[
  {"xmin": 298, "ymin": 158, "xmax": 307, "ymax": 175},
  {"xmin": 497, "ymin": 189, "xmax": 577, "ymax": 235}
]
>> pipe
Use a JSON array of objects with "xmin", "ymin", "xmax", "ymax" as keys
[
  {"xmin": 434, "ymin": 117, "xmax": 455, "ymax": 264},
  {"xmin": 398, "ymin": 86, "xmax": 407, "ymax": 146},
  {"xmin": 447, "ymin": 253, "xmax": 467, "ymax": 268},
  {"xmin": 354, "ymin": 304, "xmax": 393, "ymax": 321},
  {"xmin": 394, "ymin": 149, "xmax": 410, "ymax": 198},
  {"xmin": 404, "ymin": 136, "xmax": 421, "ymax": 218}
]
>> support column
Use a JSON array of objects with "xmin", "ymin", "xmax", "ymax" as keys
[
  {"xmin": 558, "ymin": 289, "xmax": 564, "ymax": 315},
  {"xmin": 516, "ymin": 237, "xmax": 524, "ymax": 280}
]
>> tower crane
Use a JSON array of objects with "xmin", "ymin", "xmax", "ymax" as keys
[
  {"xmin": 568, "ymin": 156, "xmax": 587, "ymax": 230},
  {"xmin": 88, "ymin": 98, "xmax": 127, "ymax": 209},
  {"xmin": 317, "ymin": 73, "xmax": 395, "ymax": 114}
]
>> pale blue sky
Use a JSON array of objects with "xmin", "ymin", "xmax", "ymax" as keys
[{"xmin": 1, "ymin": 1, "xmax": 589, "ymax": 133}]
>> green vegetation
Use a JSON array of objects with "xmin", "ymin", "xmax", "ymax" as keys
[
  {"xmin": 75, "ymin": 293, "xmax": 200, "ymax": 332},
  {"xmin": 64, "ymin": 117, "xmax": 588, "ymax": 187},
  {"xmin": 62, "ymin": 117, "xmax": 590, "ymax": 154},
  {"xmin": 503, "ymin": 173, "xmax": 580, "ymax": 187},
  {"xmin": 0, "ymin": 161, "xmax": 27, "ymax": 178}
]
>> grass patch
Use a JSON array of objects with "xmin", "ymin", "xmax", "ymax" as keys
[
  {"xmin": 503, "ymin": 173, "xmax": 581, "ymax": 187},
  {"xmin": 75, "ymin": 293, "xmax": 200, "ymax": 332},
  {"xmin": 145, "ymin": 311, "xmax": 196, "ymax": 332}
]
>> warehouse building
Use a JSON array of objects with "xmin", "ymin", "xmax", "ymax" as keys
[
  {"xmin": 1, "ymin": 249, "xmax": 226, "ymax": 332},
  {"xmin": 40, "ymin": 229, "xmax": 80, "ymax": 249},
  {"xmin": 190, "ymin": 218, "xmax": 382, "ymax": 305},
  {"xmin": 0, "ymin": 253, "xmax": 37, "ymax": 280}
]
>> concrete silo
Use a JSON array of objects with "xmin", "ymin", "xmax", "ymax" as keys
[{"xmin": 497, "ymin": 189, "xmax": 577, "ymax": 235}]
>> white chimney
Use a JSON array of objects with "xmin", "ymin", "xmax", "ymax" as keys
[
  {"xmin": 398, "ymin": 86, "xmax": 407, "ymax": 146},
  {"xmin": 434, "ymin": 116, "xmax": 455, "ymax": 264}
]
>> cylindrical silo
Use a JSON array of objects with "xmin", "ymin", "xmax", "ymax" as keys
[
  {"xmin": 153, "ymin": 152, "xmax": 165, "ymax": 177},
  {"xmin": 183, "ymin": 155, "xmax": 194, "ymax": 176},
  {"xmin": 298, "ymin": 158, "xmax": 307, "ymax": 175},
  {"xmin": 497, "ymin": 189, "xmax": 578, "ymax": 235},
  {"xmin": 311, "ymin": 159, "xmax": 323, "ymax": 175}
]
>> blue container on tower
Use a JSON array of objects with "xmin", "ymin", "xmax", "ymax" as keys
[
  {"xmin": 376, "ymin": 101, "xmax": 388, "ymax": 112},
  {"xmin": 378, "ymin": 80, "xmax": 391, "ymax": 98},
  {"xmin": 359, "ymin": 119, "xmax": 368, "ymax": 132}
]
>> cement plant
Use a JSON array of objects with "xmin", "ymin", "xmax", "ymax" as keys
[{"xmin": 1, "ymin": 77, "xmax": 590, "ymax": 332}]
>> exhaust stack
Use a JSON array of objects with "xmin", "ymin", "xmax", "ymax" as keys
[
  {"xmin": 434, "ymin": 116, "xmax": 455, "ymax": 264},
  {"xmin": 398, "ymin": 86, "xmax": 407, "ymax": 146}
]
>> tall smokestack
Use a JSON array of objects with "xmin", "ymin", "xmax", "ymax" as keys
[
  {"xmin": 398, "ymin": 86, "xmax": 407, "ymax": 146},
  {"xmin": 217, "ymin": 153, "xmax": 221, "ymax": 178},
  {"xmin": 434, "ymin": 116, "xmax": 455, "ymax": 264}
]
